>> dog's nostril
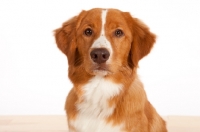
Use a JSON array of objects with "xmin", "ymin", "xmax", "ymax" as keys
[
  {"xmin": 94, "ymin": 54, "xmax": 98, "ymax": 59},
  {"xmin": 102, "ymin": 54, "xmax": 107, "ymax": 59},
  {"xmin": 90, "ymin": 48, "xmax": 110, "ymax": 64}
]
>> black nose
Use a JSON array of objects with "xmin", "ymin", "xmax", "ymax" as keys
[{"xmin": 90, "ymin": 48, "xmax": 110, "ymax": 64}]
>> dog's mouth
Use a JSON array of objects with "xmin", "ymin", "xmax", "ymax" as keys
[{"xmin": 90, "ymin": 64, "xmax": 111, "ymax": 76}]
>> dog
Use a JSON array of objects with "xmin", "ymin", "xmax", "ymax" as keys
[{"xmin": 54, "ymin": 8, "xmax": 167, "ymax": 132}]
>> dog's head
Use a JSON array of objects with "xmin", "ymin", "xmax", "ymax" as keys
[{"xmin": 54, "ymin": 8, "xmax": 156, "ymax": 77}]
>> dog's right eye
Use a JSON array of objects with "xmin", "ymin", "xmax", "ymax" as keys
[{"xmin": 84, "ymin": 28, "xmax": 93, "ymax": 36}]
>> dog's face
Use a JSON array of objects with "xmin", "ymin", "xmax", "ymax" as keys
[{"xmin": 55, "ymin": 8, "xmax": 155, "ymax": 76}]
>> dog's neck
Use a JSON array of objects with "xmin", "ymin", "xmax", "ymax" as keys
[{"xmin": 76, "ymin": 75, "xmax": 123, "ymax": 118}]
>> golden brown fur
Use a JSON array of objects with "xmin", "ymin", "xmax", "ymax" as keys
[{"xmin": 54, "ymin": 8, "xmax": 167, "ymax": 132}]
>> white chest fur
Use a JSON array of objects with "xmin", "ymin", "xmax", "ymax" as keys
[{"xmin": 70, "ymin": 75, "xmax": 123, "ymax": 132}]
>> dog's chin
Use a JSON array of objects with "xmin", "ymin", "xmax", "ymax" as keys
[
  {"xmin": 89, "ymin": 66, "xmax": 112, "ymax": 76},
  {"xmin": 85, "ymin": 64, "xmax": 112, "ymax": 76},
  {"xmin": 93, "ymin": 69, "xmax": 109, "ymax": 76}
]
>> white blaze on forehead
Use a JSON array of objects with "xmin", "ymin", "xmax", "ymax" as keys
[
  {"xmin": 91, "ymin": 9, "xmax": 112, "ymax": 55},
  {"xmin": 101, "ymin": 9, "xmax": 107, "ymax": 36}
]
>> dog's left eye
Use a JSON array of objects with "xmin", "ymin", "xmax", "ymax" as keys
[
  {"xmin": 115, "ymin": 29, "xmax": 124, "ymax": 37},
  {"xmin": 84, "ymin": 28, "xmax": 93, "ymax": 36}
]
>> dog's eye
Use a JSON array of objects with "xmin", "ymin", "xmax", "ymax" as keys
[
  {"xmin": 84, "ymin": 28, "xmax": 93, "ymax": 36},
  {"xmin": 115, "ymin": 29, "xmax": 124, "ymax": 37}
]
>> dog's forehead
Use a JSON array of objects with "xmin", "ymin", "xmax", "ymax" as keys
[
  {"xmin": 106, "ymin": 9, "xmax": 127, "ymax": 24},
  {"xmin": 79, "ymin": 8, "xmax": 102, "ymax": 25},
  {"xmin": 78, "ymin": 8, "xmax": 126, "ymax": 26}
]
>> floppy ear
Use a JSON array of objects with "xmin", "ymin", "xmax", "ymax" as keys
[
  {"xmin": 125, "ymin": 13, "xmax": 156, "ymax": 68},
  {"xmin": 54, "ymin": 16, "xmax": 77, "ymax": 65}
]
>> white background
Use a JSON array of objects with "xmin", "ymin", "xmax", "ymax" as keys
[{"xmin": 0, "ymin": 0, "xmax": 200, "ymax": 116}]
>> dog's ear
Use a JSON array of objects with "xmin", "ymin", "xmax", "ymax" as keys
[
  {"xmin": 54, "ymin": 16, "xmax": 77, "ymax": 65},
  {"xmin": 124, "ymin": 13, "xmax": 156, "ymax": 68}
]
